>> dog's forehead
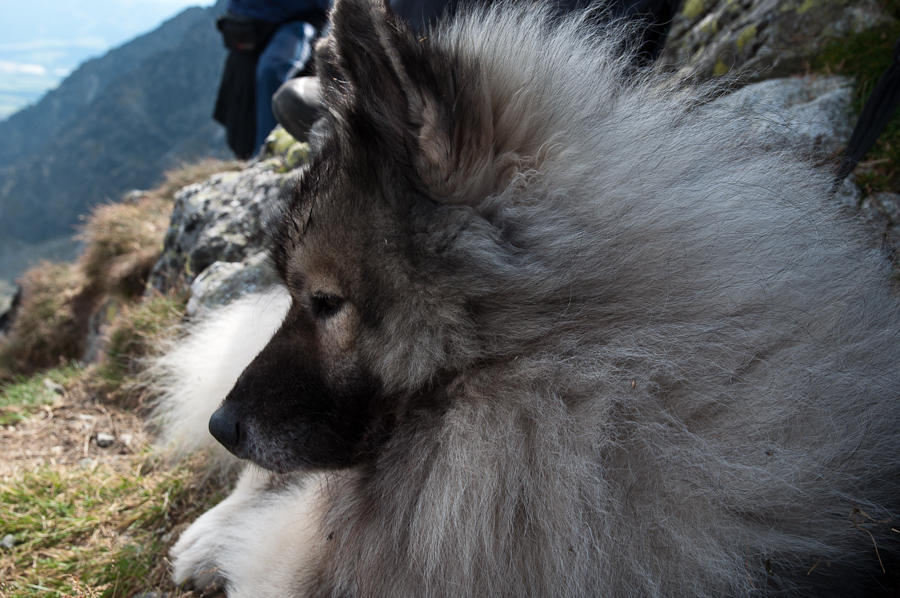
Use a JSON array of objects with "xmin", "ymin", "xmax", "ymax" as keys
[
  {"xmin": 277, "ymin": 154, "xmax": 402, "ymax": 289},
  {"xmin": 300, "ymin": 164, "xmax": 393, "ymax": 243}
]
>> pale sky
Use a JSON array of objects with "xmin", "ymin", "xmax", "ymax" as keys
[
  {"xmin": 0, "ymin": 0, "xmax": 218, "ymax": 117},
  {"xmin": 0, "ymin": 0, "xmax": 218, "ymax": 73}
]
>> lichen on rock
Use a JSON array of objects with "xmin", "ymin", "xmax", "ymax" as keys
[
  {"xmin": 147, "ymin": 127, "xmax": 310, "ymax": 312},
  {"xmin": 661, "ymin": 0, "xmax": 892, "ymax": 81}
]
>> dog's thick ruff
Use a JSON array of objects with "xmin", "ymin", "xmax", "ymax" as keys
[{"xmin": 159, "ymin": 0, "xmax": 900, "ymax": 595}]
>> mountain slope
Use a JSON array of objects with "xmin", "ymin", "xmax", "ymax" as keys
[{"xmin": 0, "ymin": 0, "xmax": 231, "ymax": 244}]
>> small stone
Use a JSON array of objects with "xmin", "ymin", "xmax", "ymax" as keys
[
  {"xmin": 95, "ymin": 433, "xmax": 116, "ymax": 448},
  {"xmin": 870, "ymin": 192, "xmax": 900, "ymax": 225},
  {"xmin": 0, "ymin": 534, "xmax": 15, "ymax": 549},
  {"xmin": 186, "ymin": 253, "xmax": 281, "ymax": 316},
  {"xmin": 122, "ymin": 189, "xmax": 148, "ymax": 204},
  {"xmin": 120, "ymin": 433, "xmax": 134, "ymax": 446},
  {"xmin": 42, "ymin": 378, "xmax": 65, "ymax": 396},
  {"xmin": 861, "ymin": 197, "xmax": 890, "ymax": 225},
  {"xmin": 832, "ymin": 177, "xmax": 862, "ymax": 212}
]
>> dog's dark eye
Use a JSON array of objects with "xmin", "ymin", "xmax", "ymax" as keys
[{"xmin": 311, "ymin": 293, "xmax": 343, "ymax": 318}]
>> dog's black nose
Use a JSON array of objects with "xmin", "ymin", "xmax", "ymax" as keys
[{"xmin": 209, "ymin": 404, "xmax": 241, "ymax": 452}]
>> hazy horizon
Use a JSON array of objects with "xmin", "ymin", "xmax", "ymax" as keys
[{"xmin": 0, "ymin": 0, "xmax": 217, "ymax": 119}]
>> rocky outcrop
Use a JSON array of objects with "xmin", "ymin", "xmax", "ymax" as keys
[
  {"xmin": 148, "ymin": 130, "xmax": 309, "ymax": 315},
  {"xmin": 661, "ymin": 0, "xmax": 893, "ymax": 80},
  {"xmin": 720, "ymin": 74, "xmax": 854, "ymax": 157}
]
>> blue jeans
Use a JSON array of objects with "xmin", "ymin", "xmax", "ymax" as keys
[{"xmin": 255, "ymin": 21, "xmax": 318, "ymax": 154}]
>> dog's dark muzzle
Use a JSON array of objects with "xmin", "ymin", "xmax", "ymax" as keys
[{"xmin": 209, "ymin": 402, "xmax": 242, "ymax": 454}]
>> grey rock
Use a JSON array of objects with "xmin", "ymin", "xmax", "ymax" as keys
[
  {"xmin": 148, "ymin": 159, "xmax": 298, "ymax": 295},
  {"xmin": 42, "ymin": 378, "xmax": 65, "ymax": 396},
  {"xmin": 186, "ymin": 252, "xmax": 282, "ymax": 316},
  {"xmin": 661, "ymin": 0, "xmax": 891, "ymax": 82},
  {"xmin": 719, "ymin": 75, "xmax": 853, "ymax": 157},
  {"xmin": 0, "ymin": 534, "xmax": 15, "ymax": 549}
]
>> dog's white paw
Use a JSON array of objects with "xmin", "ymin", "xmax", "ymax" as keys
[
  {"xmin": 170, "ymin": 486, "xmax": 241, "ymax": 594},
  {"xmin": 170, "ymin": 519, "xmax": 228, "ymax": 594},
  {"xmin": 170, "ymin": 465, "xmax": 276, "ymax": 593},
  {"xmin": 170, "ymin": 467, "xmax": 328, "ymax": 597}
]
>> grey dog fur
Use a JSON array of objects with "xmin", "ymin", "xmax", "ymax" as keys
[{"xmin": 155, "ymin": 0, "xmax": 900, "ymax": 595}]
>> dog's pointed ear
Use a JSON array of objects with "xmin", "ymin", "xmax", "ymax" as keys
[
  {"xmin": 317, "ymin": 0, "xmax": 498, "ymax": 203},
  {"xmin": 319, "ymin": 0, "xmax": 415, "ymax": 140}
]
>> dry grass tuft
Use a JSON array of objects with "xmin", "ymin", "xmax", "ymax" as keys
[
  {"xmin": 0, "ymin": 262, "xmax": 100, "ymax": 376},
  {"xmin": 79, "ymin": 197, "xmax": 172, "ymax": 300},
  {"xmin": 145, "ymin": 159, "xmax": 243, "ymax": 205}
]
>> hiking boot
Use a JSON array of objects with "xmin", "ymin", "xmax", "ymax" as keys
[{"xmin": 272, "ymin": 76, "xmax": 323, "ymax": 143}]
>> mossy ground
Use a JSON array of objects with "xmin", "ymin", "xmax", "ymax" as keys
[
  {"xmin": 0, "ymin": 365, "xmax": 82, "ymax": 426},
  {"xmin": 813, "ymin": 1, "xmax": 900, "ymax": 193}
]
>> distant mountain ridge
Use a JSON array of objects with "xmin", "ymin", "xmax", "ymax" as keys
[{"xmin": 0, "ymin": 0, "xmax": 231, "ymax": 244}]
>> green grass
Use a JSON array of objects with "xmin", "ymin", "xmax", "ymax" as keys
[
  {"xmin": 0, "ymin": 456, "xmax": 225, "ymax": 598},
  {"xmin": 0, "ymin": 364, "xmax": 82, "ymax": 425}
]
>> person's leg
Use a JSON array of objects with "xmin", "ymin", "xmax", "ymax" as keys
[{"xmin": 255, "ymin": 21, "xmax": 318, "ymax": 154}]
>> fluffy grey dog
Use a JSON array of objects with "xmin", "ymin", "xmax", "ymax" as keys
[{"xmin": 154, "ymin": 0, "xmax": 900, "ymax": 595}]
